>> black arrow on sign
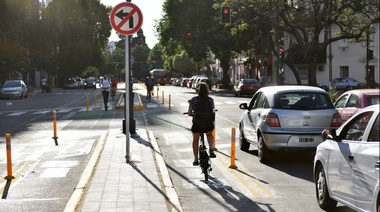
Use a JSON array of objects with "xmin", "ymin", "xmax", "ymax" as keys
[{"xmin": 116, "ymin": 9, "xmax": 134, "ymax": 28}]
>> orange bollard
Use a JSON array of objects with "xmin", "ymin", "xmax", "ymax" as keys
[
  {"xmin": 161, "ymin": 91, "xmax": 164, "ymax": 104},
  {"xmin": 168, "ymin": 94, "xmax": 172, "ymax": 110},
  {"xmin": 52, "ymin": 110, "xmax": 59, "ymax": 146},
  {"xmin": 229, "ymin": 127, "xmax": 237, "ymax": 169},
  {"xmin": 212, "ymin": 128, "xmax": 217, "ymax": 150},
  {"xmin": 5, "ymin": 133, "xmax": 15, "ymax": 180},
  {"xmin": 86, "ymin": 95, "xmax": 89, "ymax": 112}
]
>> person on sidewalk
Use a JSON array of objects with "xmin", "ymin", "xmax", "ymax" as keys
[
  {"xmin": 41, "ymin": 77, "xmax": 47, "ymax": 93},
  {"xmin": 187, "ymin": 82, "xmax": 216, "ymax": 166},
  {"xmin": 100, "ymin": 74, "xmax": 111, "ymax": 110}
]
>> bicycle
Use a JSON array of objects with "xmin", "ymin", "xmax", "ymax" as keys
[{"xmin": 184, "ymin": 112, "xmax": 213, "ymax": 181}]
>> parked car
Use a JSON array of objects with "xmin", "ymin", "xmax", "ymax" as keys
[
  {"xmin": 319, "ymin": 77, "xmax": 365, "ymax": 91},
  {"xmin": 83, "ymin": 77, "xmax": 97, "ymax": 89},
  {"xmin": 238, "ymin": 86, "xmax": 341, "ymax": 163},
  {"xmin": 313, "ymin": 104, "xmax": 379, "ymax": 212},
  {"xmin": 0, "ymin": 80, "xmax": 28, "ymax": 99},
  {"xmin": 234, "ymin": 78, "xmax": 261, "ymax": 97},
  {"xmin": 334, "ymin": 89, "xmax": 380, "ymax": 123}
]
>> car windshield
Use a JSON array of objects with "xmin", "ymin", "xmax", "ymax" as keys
[
  {"xmin": 86, "ymin": 77, "xmax": 95, "ymax": 82},
  {"xmin": 276, "ymin": 92, "xmax": 334, "ymax": 110},
  {"xmin": 3, "ymin": 81, "xmax": 20, "ymax": 87}
]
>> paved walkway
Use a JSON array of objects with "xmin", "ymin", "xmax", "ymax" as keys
[{"xmin": 64, "ymin": 90, "xmax": 182, "ymax": 212}]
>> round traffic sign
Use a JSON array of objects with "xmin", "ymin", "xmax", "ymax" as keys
[{"xmin": 110, "ymin": 2, "xmax": 143, "ymax": 35}]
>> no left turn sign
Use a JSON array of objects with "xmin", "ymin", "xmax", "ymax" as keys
[{"xmin": 110, "ymin": 2, "xmax": 143, "ymax": 35}]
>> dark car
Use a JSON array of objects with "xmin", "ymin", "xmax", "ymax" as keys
[
  {"xmin": 234, "ymin": 79, "xmax": 261, "ymax": 97},
  {"xmin": 83, "ymin": 77, "xmax": 97, "ymax": 89}
]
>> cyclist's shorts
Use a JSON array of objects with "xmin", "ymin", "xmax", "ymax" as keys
[
  {"xmin": 191, "ymin": 122, "xmax": 214, "ymax": 133},
  {"xmin": 147, "ymin": 86, "xmax": 153, "ymax": 91}
]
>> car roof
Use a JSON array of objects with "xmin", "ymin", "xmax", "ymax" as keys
[
  {"xmin": 257, "ymin": 85, "xmax": 326, "ymax": 95},
  {"xmin": 341, "ymin": 89, "xmax": 380, "ymax": 96}
]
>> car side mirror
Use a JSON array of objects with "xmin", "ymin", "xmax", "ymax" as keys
[
  {"xmin": 322, "ymin": 128, "xmax": 337, "ymax": 141},
  {"xmin": 239, "ymin": 103, "xmax": 248, "ymax": 109}
]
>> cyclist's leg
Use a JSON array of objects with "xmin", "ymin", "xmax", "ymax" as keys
[
  {"xmin": 206, "ymin": 131, "xmax": 216, "ymax": 157},
  {"xmin": 192, "ymin": 132, "xmax": 200, "ymax": 165}
]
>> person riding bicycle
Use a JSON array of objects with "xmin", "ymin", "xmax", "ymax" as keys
[
  {"xmin": 188, "ymin": 82, "xmax": 216, "ymax": 166},
  {"xmin": 100, "ymin": 74, "xmax": 111, "ymax": 110},
  {"xmin": 145, "ymin": 74, "xmax": 154, "ymax": 100}
]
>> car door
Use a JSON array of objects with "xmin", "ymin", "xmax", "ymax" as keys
[
  {"xmin": 353, "ymin": 114, "xmax": 379, "ymax": 211},
  {"xmin": 328, "ymin": 115, "xmax": 366, "ymax": 203},
  {"xmin": 243, "ymin": 92, "xmax": 261, "ymax": 142},
  {"xmin": 248, "ymin": 92, "xmax": 267, "ymax": 144}
]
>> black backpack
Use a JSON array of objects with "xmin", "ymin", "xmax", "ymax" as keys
[{"xmin": 194, "ymin": 97, "xmax": 215, "ymax": 128}]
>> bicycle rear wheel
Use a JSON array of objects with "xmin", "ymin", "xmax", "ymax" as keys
[{"xmin": 200, "ymin": 151, "xmax": 209, "ymax": 181}]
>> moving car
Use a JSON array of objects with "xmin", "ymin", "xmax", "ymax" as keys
[
  {"xmin": 334, "ymin": 89, "xmax": 380, "ymax": 123},
  {"xmin": 83, "ymin": 77, "xmax": 97, "ymax": 89},
  {"xmin": 0, "ymin": 80, "xmax": 28, "ymax": 99},
  {"xmin": 238, "ymin": 86, "xmax": 341, "ymax": 163},
  {"xmin": 313, "ymin": 104, "xmax": 379, "ymax": 212},
  {"xmin": 234, "ymin": 78, "xmax": 261, "ymax": 97}
]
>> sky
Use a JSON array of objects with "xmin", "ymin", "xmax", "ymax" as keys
[{"xmin": 100, "ymin": 0, "xmax": 165, "ymax": 49}]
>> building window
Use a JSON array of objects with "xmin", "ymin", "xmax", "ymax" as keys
[{"xmin": 340, "ymin": 66, "xmax": 349, "ymax": 77}]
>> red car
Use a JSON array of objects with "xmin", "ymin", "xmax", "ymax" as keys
[
  {"xmin": 234, "ymin": 79, "xmax": 261, "ymax": 97},
  {"xmin": 334, "ymin": 89, "xmax": 379, "ymax": 123}
]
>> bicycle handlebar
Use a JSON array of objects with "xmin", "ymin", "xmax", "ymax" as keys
[{"xmin": 183, "ymin": 109, "xmax": 218, "ymax": 115}]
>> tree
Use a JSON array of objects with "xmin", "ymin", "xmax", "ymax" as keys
[{"xmin": 234, "ymin": 0, "xmax": 380, "ymax": 86}]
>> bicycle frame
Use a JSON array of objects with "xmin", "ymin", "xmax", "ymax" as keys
[{"xmin": 199, "ymin": 132, "xmax": 212, "ymax": 181}]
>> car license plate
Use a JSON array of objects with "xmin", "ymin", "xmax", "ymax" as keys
[{"xmin": 299, "ymin": 137, "xmax": 314, "ymax": 142}]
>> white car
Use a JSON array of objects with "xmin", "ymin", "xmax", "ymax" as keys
[
  {"xmin": 313, "ymin": 104, "xmax": 379, "ymax": 212},
  {"xmin": 0, "ymin": 80, "xmax": 28, "ymax": 99}
]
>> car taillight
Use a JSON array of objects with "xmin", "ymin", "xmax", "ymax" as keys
[
  {"xmin": 331, "ymin": 113, "xmax": 342, "ymax": 127},
  {"xmin": 266, "ymin": 113, "xmax": 281, "ymax": 127}
]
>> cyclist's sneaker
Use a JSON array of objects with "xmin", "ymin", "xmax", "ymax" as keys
[
  {"xmin": 193, "ymin": 160, "xmax": 199, "ymax": 166},
  {"xmin": 209, "ymin": 150, "xmax": 216, "ymax": 158}
]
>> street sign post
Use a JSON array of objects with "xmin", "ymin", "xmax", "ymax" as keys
[{"xmin": 110, "ymin": 2, "xmax": 143, "ymax": 163}]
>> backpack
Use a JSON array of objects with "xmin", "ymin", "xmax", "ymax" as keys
[
  {"xmin": 146, "ymin": 77, "xmax": 154, "ymax": 87},
  {"xmin": 194, "ymin": 97, "xmax": 215, "ymax": 128}
]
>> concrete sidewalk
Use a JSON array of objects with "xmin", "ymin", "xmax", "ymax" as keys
[{"xmin": 64, "ymin": 92, "xmax": 182, "ymax": 211}]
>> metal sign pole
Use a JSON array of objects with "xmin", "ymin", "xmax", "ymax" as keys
[{"xmin": 125, "ymin": 35, "xmax": 130, "ymax": 163}]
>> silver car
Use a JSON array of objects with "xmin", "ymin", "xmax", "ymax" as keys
[
  {"xmin": 313, "ymin": 104, "xmax": 379, "ymax": 212},
  {"xmin": 0, "ymin": 80, "xmax": 28, "ymax": 99},
  {"xmin": 238, "ymin": 86, "xmax": 341, "ymax": 163}
]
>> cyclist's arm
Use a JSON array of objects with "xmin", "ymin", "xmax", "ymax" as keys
[{"xmin": 188, "ymin": 105, "xmax": 193, "ymax": 116}]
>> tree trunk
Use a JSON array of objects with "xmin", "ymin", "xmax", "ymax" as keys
[
  {"xmin": 285, "ymin": 62, "xmax": 301, "ymax": 85},
  {"xmin": 307, "ymin": 53, "xmax": 318, "ymax": 86}
]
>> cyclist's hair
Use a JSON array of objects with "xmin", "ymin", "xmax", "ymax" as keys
[{"xmin": 197, "ymin": 82, "xmax": 209, "ymax": 98}]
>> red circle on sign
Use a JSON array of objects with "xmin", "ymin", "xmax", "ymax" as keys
[{"xmin": 110, "ymin": 2, "xmax": 143, "ymax": 35}]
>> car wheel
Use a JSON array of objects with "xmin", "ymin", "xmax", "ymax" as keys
[
  {"xmin": 25, "ymin": 92, "xmax": 28, "ymax": 98},
  {"xmin": 239, "ymin": 126, "xmax": 249, "ymax": 151},
  {"xmin": 258, "ymin": 136, "xmax": 271, "ymax": 163},
  {"xmin": 315, "ymin": 164, "xmax": 337, "ymax": 210}
]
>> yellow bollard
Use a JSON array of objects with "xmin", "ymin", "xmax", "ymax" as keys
[
  {"xmin": 94, "ymin": 93, "xmax": 97, "ymax": 106},
  {"xmin": 168, "ymin": 94, "xmax": 172, "ymax": 110},
  {"xmin": 156, "ymin": 86, "xmax": 159, "ymax": 99},
  {"xmin": 229, "ymin": 127, "xmax": 237, "ymax": 169},
  {"xmin": 52, "ymin": 110, "xmax": 59, "ymax": 146},
  {"xmin": 86, "ymin": 95, "xmax": 89, "ymax": 112},
  {"xmin": 161, "ymin": 91, "xmax": 164, "ymax": 104},
  {"xmin": 4, "ymin": 133, "xmax": 15, "ymax": 180}
]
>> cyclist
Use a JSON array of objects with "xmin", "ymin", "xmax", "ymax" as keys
[
  {"xmin": 187, "ymin": 82, "xmax": 216, "ymax": 166},
  {"xmin": 145, "ymin": 74, "xmax": 154, "ymax": 101},
  {"xmin": 100, "ymin": 74, "xmax": 111, "ymax": 110},
  {"xmin": 110, "ymin": 76, "xmax": 118, "ymax": 99}
]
